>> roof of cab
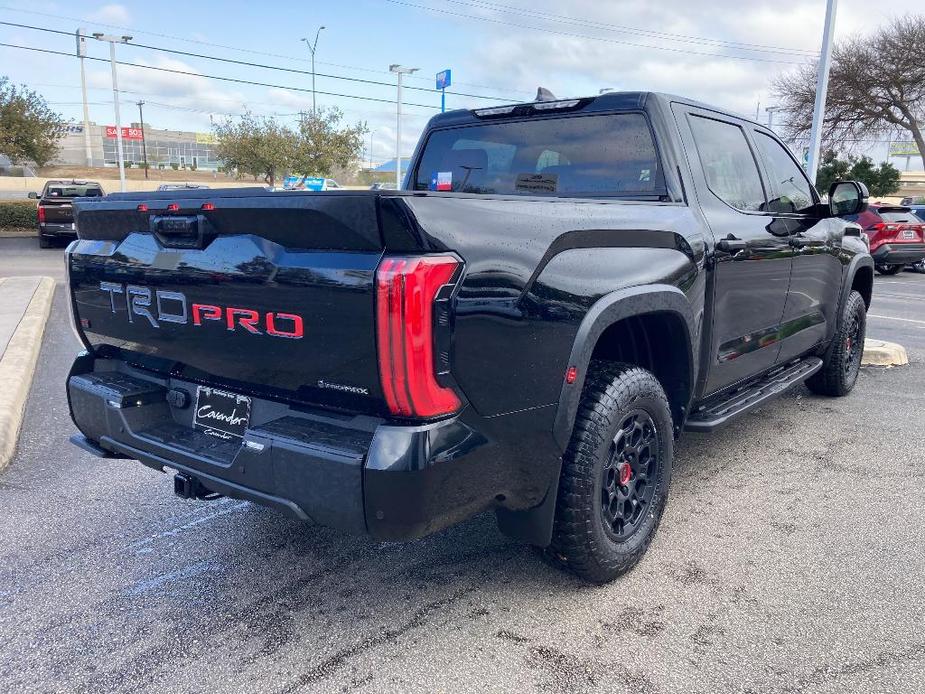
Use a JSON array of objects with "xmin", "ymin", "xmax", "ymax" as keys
[{"xmin": 425, "ymin": 90, "xmax": 763, "ymax": 130}]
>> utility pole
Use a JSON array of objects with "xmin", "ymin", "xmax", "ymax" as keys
[
  {"xmin": 300, "ymin": 27, "xmax": 325, "ymax": 117},
  {"xmin": 805, "ymin": 0, "xmax": 838, "ymax": 185},
  {"xmin": 93, "ymin": 32, "xmax": 132, "ymax": 192},
  {"xmin": 76, "ymin": 28, "xmax": 93, "ymax": 167},
  {"xmin": 368, "ymin": 130, "xmax": 374, "ymax": 170},
  {"xmin": 136, "ymin": 101, "xmax": 148, "ymax": 179},
  {"xmin": 390, "ymin": 64, "xmax": 418, "ymax": 188}
]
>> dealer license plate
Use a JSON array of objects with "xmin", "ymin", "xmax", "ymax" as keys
[{"xmin": 193, "ymin": 386, "xmax": 251, "ymax": 440}]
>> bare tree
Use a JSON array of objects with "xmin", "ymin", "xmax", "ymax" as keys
[{"xmin": 773, "ymin": 15, "xmax": 925, "ymax": 160}]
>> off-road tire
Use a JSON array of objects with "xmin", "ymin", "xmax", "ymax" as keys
[
  {"xmin": 806, "ymin": 290, "xmax": 866, "ymax": 397},
  {"xmin": 547, "ymin": 361, "xmax": 673, "ymax": 584},
  {"xmin": 875, "ymin": 264, "xmax": 903, "ymax": 276}
]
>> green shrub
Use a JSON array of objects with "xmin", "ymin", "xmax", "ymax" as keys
[
  {"xmin": 170, "ymin": 163, "xmax": 179, "ymax": 170},
  {"xmin": 0, "ymin": 200, "xmax": 37, "ymax": 228}
]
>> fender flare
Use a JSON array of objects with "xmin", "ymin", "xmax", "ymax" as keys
[
  {"xmin": 552, "ymin": 284, "xmax": 697, "ymax": 450},
  {"xmin": 838, "ymin": 253, "xmax": 874, "ymax": 327}
]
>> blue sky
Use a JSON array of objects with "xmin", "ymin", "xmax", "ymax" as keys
[{"xmin": 0, "ymin": 0, "xmax": 920, "ymax": 164}]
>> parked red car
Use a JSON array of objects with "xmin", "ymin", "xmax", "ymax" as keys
[{"xmin": 844, "ymin": 204, "xmax": 925, "ymax": 275}]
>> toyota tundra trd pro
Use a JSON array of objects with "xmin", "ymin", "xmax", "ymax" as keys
[{"xmin": 66, "ymin": 92, "xmax": 874, "ymax": 583}]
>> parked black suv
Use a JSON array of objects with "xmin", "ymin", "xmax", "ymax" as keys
[{"xmin": 65, "ymin": 92, "xmax": 873, "ymax": 582}]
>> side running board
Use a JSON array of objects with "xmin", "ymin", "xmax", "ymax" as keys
[{"xmin": 684, "ymin": 357, "xmax": 823, "ymax": 433}]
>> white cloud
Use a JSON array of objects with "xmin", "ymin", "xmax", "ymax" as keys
[
  {"xmin": 84, "ymin": 3, "xmax": 132, "ymax": 26},
  {"xmin": 87, "ymin": 56, "xmax": 248, "ymax": 127},
  {"xmin": 444, "ymin": 0, "xmax": 925, "ymax": 118}
]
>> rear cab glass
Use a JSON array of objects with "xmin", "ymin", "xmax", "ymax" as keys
[
  {"xmin": 412, "ymin": 112, "xmax": 666, "ymax": 198},
  {"xmin": 44, "ymin": 184, "xmax": 103, "ymax": 198}
]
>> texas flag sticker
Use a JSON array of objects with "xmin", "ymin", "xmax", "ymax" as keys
[{"xmin": 431, "ymin": 171, "xmax": 453, "ymax": 191}]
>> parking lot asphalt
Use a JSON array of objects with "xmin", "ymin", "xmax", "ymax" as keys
[{"xmin": 0, "ymin": 236, "xmax": 923, "ymax": 694}]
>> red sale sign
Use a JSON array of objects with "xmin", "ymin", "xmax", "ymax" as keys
[{"xmin": 105, "ymin": 126, "xmax": 144, "ymax": 140}]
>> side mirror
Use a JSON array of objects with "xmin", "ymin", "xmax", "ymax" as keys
[
  {"xmin": 829, "ymin": 180, "xmax": 868, "ymax": 217},
  {"xmin": 27, "ymin": 191, "xmax": 38, "ymax": 199}
]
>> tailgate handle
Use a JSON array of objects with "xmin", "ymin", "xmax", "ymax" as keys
[{"xmin": 150, "ymin": 214, "xmax": 214, "ymax": 249}]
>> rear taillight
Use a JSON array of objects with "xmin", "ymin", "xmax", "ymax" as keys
[
  {"xmin": 376, "ymin": 255, "xmax": 462, "ymax": 418},
  {"xmin": 37, "ymin": 205, "xmax": 45, "ymax": 223},
  {"xmin": 871, "ymin": 222, "xmax": 899, "ymax": 233}
]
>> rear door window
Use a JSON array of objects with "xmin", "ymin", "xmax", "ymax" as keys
[{"xmin": 413, "ymin": 113, "xmax": 665, "ymax": 198}]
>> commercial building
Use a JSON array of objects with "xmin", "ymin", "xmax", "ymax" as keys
[{"xmin": 54, "ymin": 122, "xmax": 222, "ymax": 171}]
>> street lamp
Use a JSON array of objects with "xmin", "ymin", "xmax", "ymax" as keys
[
  {"xmin": 806, "ymin": 0, "xmax": 838, "ymax": 184},
  {"xmin": 92, "ymin": 32, "xmax": 132, "ymax": 192},
  {"xmin": 765, "ymin": 105, "xmax": 781, "ymax": 129},
  {"xmin": 300, "ymin": 27, "xmax": 325, "ymax": 117},
  {"xmin": 389, "ymin": 64, "xmax": 418, "ymax": 188}
]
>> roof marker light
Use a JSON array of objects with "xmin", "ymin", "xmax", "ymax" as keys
[
  {"xmin": 473, "ymin": 105, "xmax": 516, "ymax": 117},
  {"xmin": 533, "ymin": 99, "xmax": 580, "ymax": 111}
]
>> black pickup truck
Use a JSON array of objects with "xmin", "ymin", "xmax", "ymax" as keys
[
  {"xmin": 65, "ymin": 92, "xmax": 874, "ymax": 583},
  {"xmin": 34, "ymin": 179, "xmax": 103, "ymax": 248}
]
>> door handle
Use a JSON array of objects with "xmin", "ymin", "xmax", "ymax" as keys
[{"xmin": 716, "ymin": 235, "xmax": 747, "ymax": 252}]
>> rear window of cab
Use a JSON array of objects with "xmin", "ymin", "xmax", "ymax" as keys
[
  {"xmin": 44, "ymin": 185, "xmax": 103, "ymax": 198},
  {"xmin": 412, "ymin": 112, "xmax": 666, "ymax": 198}
]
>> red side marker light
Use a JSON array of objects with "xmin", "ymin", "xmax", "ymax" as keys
[
  {"xmin": 136, "ymin": 203, "xmax": 148, "ymax": 212},
  {"xmin": 201, "ymin": 202, "xmax": 215, "ymax": 211},
  {"xmin": 167, "ymin": 203, "xmax": 180, "ymax": 212},
  {"xmin": 565, "ymin": 366, "xmax": 578, "ymax": 384}
]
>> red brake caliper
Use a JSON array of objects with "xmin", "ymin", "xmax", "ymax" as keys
[{"xmin": 617, "ymin": 462, "xmax": 632, "ymax": 486}]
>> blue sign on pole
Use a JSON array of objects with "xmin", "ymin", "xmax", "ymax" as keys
[{"xmin": 436, "ymin": 69, "xmax": 451, "ymax": 113}]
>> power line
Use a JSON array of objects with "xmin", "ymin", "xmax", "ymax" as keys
[
  {"xmin": 384, "ymin": 0, "xmax": 811, "ymax": 65},
  {"xmin": 0, "ymin": 20, "xmax": 519, "ymax": 102},
  {"xmin": 0, "ymin": 41, "xmax": 445, "ymax": 110},
  {"xmin": 29, "ymin": 82, "xmax": 434, "ymax": 121},
  {"xmin": 435, "ymin": 0, "xmax": 819, "ymax": 57},
  {"xmin": 0, "ymin": 4, "xmax": 534, "ymax": 95}
]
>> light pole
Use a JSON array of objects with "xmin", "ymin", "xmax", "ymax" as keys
[
  {"xmin": 93, "ymin": 32, "xmax": 132, "ymax": 192},
  {"xmin": 806, "ymin": 0, "xmax": 838, "ymax": 184},
  {"xmin": 76, "ymin": 28, "xmax": 93, "ymax": 167},
  {"xmin": 300, "ymin": 27, "xmax": 325, "ymax": 117},
  {"xmin": 390, "ymin": 64, "xmax": 418, "ymax": 188},
  {"xmin": 136, "ymin": 101, "xmax": 148, "ymax": 179},
  {"xmin": 765, "ymin": 106, "xmax": 781, "ymax": 129}
]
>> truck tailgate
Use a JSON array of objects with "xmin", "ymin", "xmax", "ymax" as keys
[
  {"xmin": 41, "ymin": 200, "xmax": 74, "ymax": 224},
  {"xmin": 69, "ymin": 190, "xmax": 393, "ymax": 415}
]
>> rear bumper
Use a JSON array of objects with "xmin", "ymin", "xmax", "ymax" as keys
[
  {"xmin": 39, "ymin": 222, "xmax": 76, "ymax": 237},
  {"xmin": 871, "ymin": 243, "xmax": 925, "ymax": 265},
  {"xmin": 66, "ymin": 353, "xmax": 557, "ymax": 541}
]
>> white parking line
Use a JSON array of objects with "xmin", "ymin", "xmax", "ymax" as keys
[
  {"xmin": 869, "ymin": 314, "xmax": 925, "ymax": 326},
  {"xmin": 875, "ymin": 292, "xmax": 925, "ymax": 300}
]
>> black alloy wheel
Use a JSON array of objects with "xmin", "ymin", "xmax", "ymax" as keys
[{"xmin": 601, "ymin": 410, "xmax": 660, "ymax": 542}]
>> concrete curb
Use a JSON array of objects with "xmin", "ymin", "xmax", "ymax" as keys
[
  {"xmin": 0, "ymin": 277, "xmax": 55, "ymax": 472},
  {"xmin": 862, "ymin": 338, "xmax": 908, "ymax": 367},
  {"xmin": 0, "ymin": 230, "xmax": 38, "ymax": 238}
]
